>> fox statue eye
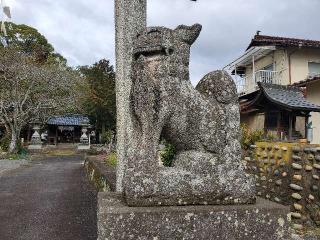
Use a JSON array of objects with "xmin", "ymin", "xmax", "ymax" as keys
[{"xmin": 174, "ymin": 24, "xmax": 202, "ymax": 45}]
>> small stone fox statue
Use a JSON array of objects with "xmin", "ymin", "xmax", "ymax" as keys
[{"xmin": 123, "ymin": 24, "xmax": 255, "ymax": 207}]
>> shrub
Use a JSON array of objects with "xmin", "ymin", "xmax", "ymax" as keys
[
  {"xmin": 160, "ymin": 140, "xmax": 176, "ymax": 167},
  {"xmin": 87, "ymin": 148, "xmax": 99, "ymax": 156},
  {"xmin": 101, "ymin": 130, "xmax": 113, "ymax": 145},
  {"xmin": 0, "ymin": 135, "xmax": 10, "ymax": 152},
  {"xmin": 106, "ymin": 152, "xmax": 117, "ymax": 167},
  {"xmin": 266, "ymin": 132, "xmax": 276, "ymax": 141},
  {"xmin": 240, "ymin": 124, "xmax": 264, "ymax": 150}
]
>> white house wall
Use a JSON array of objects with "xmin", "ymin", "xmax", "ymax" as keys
[
  {"xmin": 307, "ymin": 81, "xmax": 320, "ymax": 144},
  {"xmin": 244, "ymin": 50, "xmax": 289, "ymax": 86},
  {"xmin": 290, "ymin": 48, "xmax": 320, "ymax": 84}
]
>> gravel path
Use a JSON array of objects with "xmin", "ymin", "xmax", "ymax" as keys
[
  {"xmin": 0, "ymin": 159, "xmax": 29, "ymax": 176},
  {"xmin": 0, "ymin": 155, "xmax": 97, "ymax": 240}
]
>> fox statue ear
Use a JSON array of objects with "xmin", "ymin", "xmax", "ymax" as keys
[{"xmin": 174, "ymin": 24, "xmax": 202, "ymax": 45}]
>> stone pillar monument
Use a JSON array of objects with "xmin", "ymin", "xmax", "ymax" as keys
[
  {"xmin": 115, "ymin": 0, "xmax": 147, "ymax": 192},
  {"xmin": 28, "ymin": 125, "xmax": 42, "ymax": 150},
  {"xmin": 78, "ymin": 125, "xmax": 90, "ymax": 150}
]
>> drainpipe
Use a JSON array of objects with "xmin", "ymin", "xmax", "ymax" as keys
[
  {"xmin": 252, "ymin": 55, "xmax": 256, "ymax": 84},
  {"xmin": 288, "ymin": 48, "xmax": 299, "ymax": 85}
]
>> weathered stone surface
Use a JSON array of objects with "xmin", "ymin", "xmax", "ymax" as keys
[
  {"xmin": 293, "ymin": 224, "xmax": 303, "ymax": 230},
  {"xmin": 292, "ymin": 193, "xmax": 302, "ymax": 200},
  {"xmin": 310, "ymin": 148, "xmax": 317, "ymax": 154},
  {"xmin": 292, "ymin": 163, "xmax": 302, "ymax": 170},
  {"xmin": 290, "ymin": 184, "xmax": 303, "ymax": 191},
  {"xmin": 293, "ymin": 175, "xmax": 302, "ymax": 181},
  {"xmin": 305, "ymin": 165, "xmax": 313, "ymax": 171},
  {"xmin": 124, "ymin": 24, "xmax": 255, "ymax": 206},
  {"xmin": 28, "ymin": 144, "xmax": 42, "ymax": 150},
  {"xmin": 292, "ymin": 147, "xmax": 301, "ymax": 153},
  {"xmin": 274, "ymin": 170, "xmax": 280, "ymax": 176},
  {"xmin": 292, "ymin": 155, "xmax": 302, "ymax": 161},
  {"xmin": 294, "ymin": 203, "xmax": 303, "ymax": 211},
  {"xmin": 309, "ymin": 194, "xmax": 315, "ymax": 200},
  {"xmin": 313, "ymin": 163, "xmax": 320, "ymax": 170},
  {"xmin": 98, "ymin": 193, "xmax": 290, "ymax": 240},
  {"xmin": 274, "ymin": 197, "xmax": 281, "ymax": 202},
  {"xmin": 77, "ymin": 145, "xmax": 90, "ymax": 150},
  {"xmin": 84, "ymin": 156, "xmax": 117, "ymax": 192},
  {"xmin": 291, "ymin": 212, "xmax": 302, "ymax": 219},
  {"xmin": 304, "ymin": 148, "xmax": 311, "ymax": 153},
  {"xmin": 115, "ymin": 0, "xmax": 147, "ymax": 192}
]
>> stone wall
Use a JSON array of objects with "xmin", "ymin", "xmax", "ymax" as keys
[
  {"xmin": 84, "ymin": 156, "xmax": 116, "ymax": 192},
  {"xmin": 244, "ymin": 142, "xmax": 320, "ymax": 230}
]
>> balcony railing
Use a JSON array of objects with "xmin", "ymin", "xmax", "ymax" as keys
[{"xmin": 236, "ymin": 70, "xmax": 284, "ymax": 95}]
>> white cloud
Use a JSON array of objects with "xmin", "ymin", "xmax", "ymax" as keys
[{"xmin": 8, "ymin": 0, "xmax": 320, "ymax": 84}]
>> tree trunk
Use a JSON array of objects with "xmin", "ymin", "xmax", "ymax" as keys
[
  {"xmin": 4, "ymin": 123, "xmax": 10, "ymax": 135},
  {"xmin": 9, "ymin": 130, "xmax": 18, "ymax": 153}
]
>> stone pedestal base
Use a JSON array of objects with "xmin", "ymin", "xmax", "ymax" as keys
[
  {"xmin": 28, "ymin": 144, "xmax": 42, "ymax": 150},
  {"xmin": 97, "ymin": 193, "xmax": 291, "ymax": 240},
  {"xmin": 77, "ymin": 145, "xmax": 90, "ymax": 150}
]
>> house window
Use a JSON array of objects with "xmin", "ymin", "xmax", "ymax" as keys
[
  {"xmin": 308, "ymin": 62, "xmax": 320, "ymax": 77},
  {"xmin": 263, "ymin": 64, "xmax": 274, "ymax": 71}
]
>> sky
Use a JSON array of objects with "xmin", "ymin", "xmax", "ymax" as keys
[{"xmin": 7, "ymin": 0, "xmax": 320, "ymax": 85}]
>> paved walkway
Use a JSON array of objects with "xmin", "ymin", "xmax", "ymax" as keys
[
  {"xmin": 0, "ymin": 159, "xmax": 29, "ymax": 176},
  {"xmin": 0, "ymin": 155, "xmax": 97, "ymax": 240}
]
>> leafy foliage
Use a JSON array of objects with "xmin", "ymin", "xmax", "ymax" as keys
[
  {"xmin": 160, "ymin": 140, "xmax": 176, "ymax": 167},
  {"xmin": 100, "ymin": 130, "xmax": 113, "ymax": 145},
  {"xmin": 240, "ymin": 124, "xmax": 264, "ymax": 150},
  {"xmin": 0, "ymin": 135, "xmax": 10, "ymax": 152},
  {"xmin": 0, "ymin": 22, "xmax": 66, "ymax": 65},
  {"xmin": 106, "ymin": 152, "xmax": 117, "ymax": 167},
  {"xmin": 0, "ymin": 47, "xmax": 84, "ymax": 152},
  {"xmin": 79, "ymin": 59, "xmax": 116, "ymax": 133}
]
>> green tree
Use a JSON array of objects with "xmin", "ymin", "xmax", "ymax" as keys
[
  {"xmin": 0, "ymin": 47, "xmax": 84, "ymax": 153},
  {"xmin": 79, "ymin": 59, "xmax": 116, "ymax": 135},
  {"xmin": 0, "ymin": 22, "xmax": 66, "ymax": 65}
]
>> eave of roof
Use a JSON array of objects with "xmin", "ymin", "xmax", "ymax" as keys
[
  {"xmin": 47, "ymin": 114, "xmax": 90, "ymax": 126},
  {"xmin": 225, "ymin": 34, "xmax": 320, "ymax": 71},
  {"xmin": 241, "ymin": 83, "xmax": 320, "ymax": 113},
  {"xmin": 247, "ymin": 34, "xmax": 320, "ymax": 50},
  {"xmin": 224, "ymin": 46, "xmax": 275, "ymax": 70},
  {"xmin": 260, "ymin": 83, "xmax": 320, "ymax": 112},
  {"xmin": 292, "ymin": 75, "xmax": 320, "ymax": 87}
]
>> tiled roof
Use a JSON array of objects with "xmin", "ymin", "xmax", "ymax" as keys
[
  {"xmin": 259, "ymin": 83, "xmax": 320, "ymax": 112},
  {"xmin": 47, "ymin": 114, "xmax": 90, "ymax": 126},
  {"xmin": 247, "ymin": 34, "xmax": 320, "ymax": 50},
  {"xmin": 292, "ymin": 75, "xmax": 320, "ymax": 87}
]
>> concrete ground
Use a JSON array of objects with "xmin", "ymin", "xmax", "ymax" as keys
[
  {"xmin": 0, "ymin": 155, "xmax": 97, "ymax": 240},
  {"xmin": 0, "ymin": 159, "xmax": 29, "ymax": 176}
]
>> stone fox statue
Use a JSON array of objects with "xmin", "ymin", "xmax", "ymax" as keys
[{"xmin": 123, "ymin": 24, "xmax": 255, "ymax": 207}]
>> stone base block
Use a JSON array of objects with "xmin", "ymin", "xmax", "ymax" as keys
[
  {"xmin": 77, "ymin": 145, "xmax": 90, "ymax": 150},
  {"xmin": 28, "ymin": 144, "xmax": 42, "ymax": 150},
  {"xmin": 97, "ymin": 193, "xmax": 291, "ymax": 240}
]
